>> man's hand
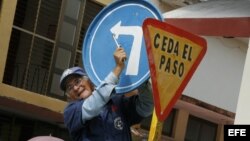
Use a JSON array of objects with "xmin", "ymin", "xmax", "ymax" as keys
[{"xmin": 113, "ymin": 47, "xmax": 127, "ymax": 78}]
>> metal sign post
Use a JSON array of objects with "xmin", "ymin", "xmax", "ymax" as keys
[{"xmin": 148, "ymin": 109, "xmax": 163, "ymax": 141}]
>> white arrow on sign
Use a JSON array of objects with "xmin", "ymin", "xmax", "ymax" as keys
[{"xmin": 110, "ymin": 21, "xmax": 143, "ymax": 75}]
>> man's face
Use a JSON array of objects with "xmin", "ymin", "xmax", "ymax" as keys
[{"xmin": 65, "ymin": 75, "xmax": 93, "ymax": 100}]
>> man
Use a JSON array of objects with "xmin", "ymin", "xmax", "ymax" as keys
[{"xmin": 60, "ymin": 47, "xmax": 153, "ymax": 141}]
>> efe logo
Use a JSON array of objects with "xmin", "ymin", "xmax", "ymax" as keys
[
  {"xmin": 228, "ymin": 129, "xmax": 246, "ymax": 136},
  {"xmin": 224, "ymin": 125, "xmax": 250, "ymax": 141}
]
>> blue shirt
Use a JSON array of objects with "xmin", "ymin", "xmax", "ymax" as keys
[{"xmin": 64, "ymin": 72, "xmax": 153, "ymax": 141}]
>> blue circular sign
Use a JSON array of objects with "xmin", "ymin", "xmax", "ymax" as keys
[{"xmin": 83, "ymin": 0, "xmax": 163, "ymax": 94}]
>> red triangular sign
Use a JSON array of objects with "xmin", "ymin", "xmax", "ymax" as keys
[{"xmin": 143, "ymin": 18, "xmax": 207, "ymax": 121}]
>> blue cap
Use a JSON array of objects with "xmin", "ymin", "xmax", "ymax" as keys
[{"xmin": 60, "ymin": 67, "xmax": 86, "ymax": 91}]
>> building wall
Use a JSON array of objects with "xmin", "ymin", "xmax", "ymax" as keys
[
  {"xmin": 184, "ymin": 37, "xmax": 247, "ymax": 113},
  {"xmin": 235, "ymin": 40, "xmax": 250, "ymax": 124},
  {"xmin": 162, "ymin": 0, "xmax": 250, "ymax": 114}
]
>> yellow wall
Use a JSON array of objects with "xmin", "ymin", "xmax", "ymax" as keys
[
  {"xmin": 0, "ymin": 84, "xmax": 66, "ymax": 113},
  {"xmin": 173, "ymin": 109, "xmax": 189, "ymax": 141},
  {"xmin": 94, "ymin": 0, "xmax": 112, "ymax": 6},
  {"xmin": 0, "ymin": 0, "xmax": 16, "ymax": 81},
  {"xmin": 217, "ymin": 124, "xmax": 224, "ymax": 141}
]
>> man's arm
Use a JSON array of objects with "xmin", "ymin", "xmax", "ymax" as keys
[
  {"xmin": 81, "ymin": 72, "xmax": 118, "ymax": 123},
  {"xmin": 81, "ymin": 47, "xmax": 126, "ymax": 123}
]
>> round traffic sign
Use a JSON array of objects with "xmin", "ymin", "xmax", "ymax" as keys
[{"xmin": 83, "ymin": 0, "xmax": 163, "ymax": 94}]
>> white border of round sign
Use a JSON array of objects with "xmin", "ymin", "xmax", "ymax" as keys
[{"xmin": 83, "ymin": 0, "xmax": 163, "ymax": 93}]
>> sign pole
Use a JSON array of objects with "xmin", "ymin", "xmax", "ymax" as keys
[{"xmin": 148, "ymin": 109, "xmax": 163, "ymax": 141}]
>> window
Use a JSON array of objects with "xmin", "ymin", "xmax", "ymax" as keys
[
  {"xmin": 76, "ymin": 0, "xmax": 103, "ymax": 67},
  {"xmin": 3, "ymin": 0, "xmax": 62, "ymax": 95},
  {"xmin": 49, "ymin": 0, "xmax": 103, "ymax": 98},
  {"xmin": 185, "ymin": 116, "xmax": 217, "ymax": 141},
  {"xmin": 3, "ymin": 0, "xmax": 103, "ymax": 100}
]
